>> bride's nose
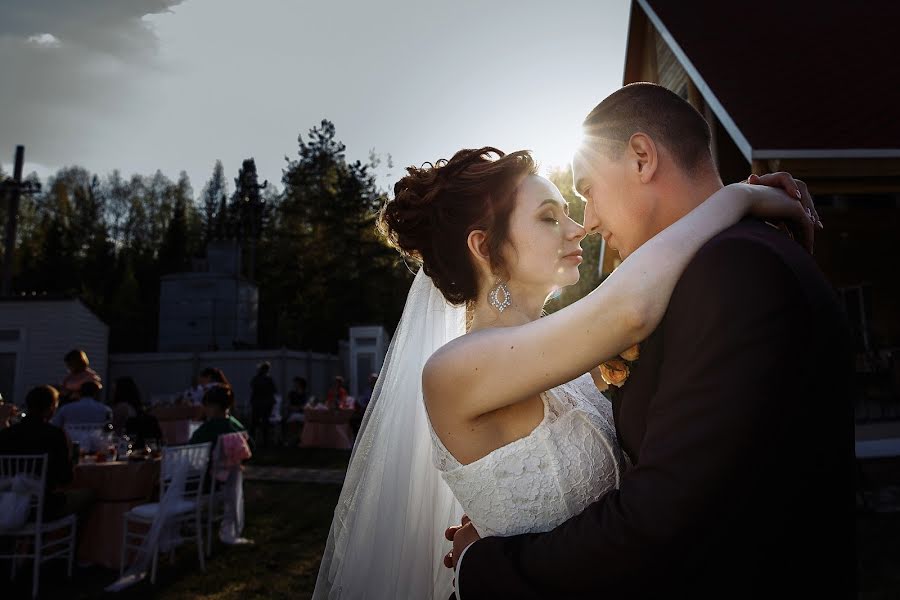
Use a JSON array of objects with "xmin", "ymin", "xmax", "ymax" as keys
[{"xmin": 567, "ymin": 219, "xmax": 587, "ymax": 241}]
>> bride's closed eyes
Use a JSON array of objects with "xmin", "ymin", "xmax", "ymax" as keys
[{"xmin": 538, "ymin": 199, "xmax": 569, "ymax": 225}]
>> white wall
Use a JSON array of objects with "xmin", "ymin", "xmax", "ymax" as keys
[
  {"xmin": 109, "ymin": 348, "xmax": 341, "ymax": 417},
  {"xmin": 0, "ymin": 299, "xmax": 109, "ymax": 404}
]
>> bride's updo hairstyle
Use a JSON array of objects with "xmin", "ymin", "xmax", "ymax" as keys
[{"xmin": 379, "ymin": 147, "xmax": 536, "ymax": 305}]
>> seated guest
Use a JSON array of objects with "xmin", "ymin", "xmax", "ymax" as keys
[
  {"xmin": 184, "ymin": 367, "xmax": 230, "ymax": 405},
  {"xmin": 113, "ymin": 377, "xmax": 163, "ymax": 447},
  {"xmin": 51, "ymin": 381, "xmax": 112, "ymax": 428},
  {"xmin": 350, "ymin": 373, "xmax": 378, "ymax": 436},
  {"xmin": 287, "ymin": 377, "xmax": 308, "ymax": 414},
  {"xmin": 190, "ymin": 384, "xmax": 254, "ymax": 452},
  {"xmin": 358, "ymin": 373, "xmax": 378, "ymax": 412},
  {"xmin": 202, "ymin": 367, "xmax": 230, "ymax": 387},
  {"xmin": 0, "ymin": 385, "xmax": 93, "ymax": 520},
  {"xmin": 60, "ymin": 349, "xmax": 102, "ymax": 405},
  {"xmin": 190, "ymin": 384, "xmax": 254, "ymax": 546},
  {"xmin": 284, "ymin": 377, "xmax": 307, "ymax": 445},
  {"xmin": 110, "ymin": 377, "xmax": 138, "ymax": 433},
  {"xmin": 0, "ymin": 395, "xmax": 18, "ymax": 429},
  {"xmin": 325, "ymin": 376, "xmax": 348, "ymax": 410}
]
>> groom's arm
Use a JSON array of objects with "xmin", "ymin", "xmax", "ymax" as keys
[{"xmin": 456, "ymin": 234, "xmax": 809, "ymax": 599}]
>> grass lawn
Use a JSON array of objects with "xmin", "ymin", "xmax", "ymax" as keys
[
  {"xmin": 248, "ymin": 447, "xmax": 351, "ymax": 470},
  {"xmin": 4, "ymin": 442, "xmax": 899, "ymax": 598},
  {"xmin": 2, "ymin": 480, "xmax": 342, "ymax": 600}
]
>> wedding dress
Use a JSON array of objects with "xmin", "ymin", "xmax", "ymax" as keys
[
  {"xmin": 429, "ymin": 373, "xmax": 624, "ymax": 538},
  {"xmin": 313, "ymin": 270, "xmax": 624, "ymax": 599}
]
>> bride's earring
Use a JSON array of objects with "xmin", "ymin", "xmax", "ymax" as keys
[{"xmin": 488, "ymin": 281, "xmax": 512, "ymax": 313}]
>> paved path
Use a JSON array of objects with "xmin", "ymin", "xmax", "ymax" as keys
[{"xmin": 244, "ymin": 465, "xmax": 346, "ymax": 485}]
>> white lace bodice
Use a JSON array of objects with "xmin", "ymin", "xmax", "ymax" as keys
[{"xmin": 429, "ymin": 374, "xmax": 624, "ymax": 538}]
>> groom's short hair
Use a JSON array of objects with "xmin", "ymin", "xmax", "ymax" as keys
[{"xmin": 583, "ymin": 82, "xmax": 713, "ymax": 174}]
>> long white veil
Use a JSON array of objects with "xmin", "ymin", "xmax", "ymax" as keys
[{"xmin": 313, "ymin": 269, "xmax": 466, "ymax": 599}]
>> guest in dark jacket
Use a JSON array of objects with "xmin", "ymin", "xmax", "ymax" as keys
[
  {"xmin": 249, "ymin": 362, "xmax": 277, "ymax": 448},
  {"xmin": 0, "ymin": 385, "xmax": 93, "ymax": 520}
]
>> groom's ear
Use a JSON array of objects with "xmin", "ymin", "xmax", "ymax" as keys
[{"xmin": 627, "ymin": 133, "xmax": 658, "ymax": 184}]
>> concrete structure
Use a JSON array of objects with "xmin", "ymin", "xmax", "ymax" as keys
[
  {"xmin": 158, "ymin": 240, "xmax": 258, "ymax": 351},
  {"xmin": 0, "ymin": 298, "xmax": 108, "ymax": 405}
]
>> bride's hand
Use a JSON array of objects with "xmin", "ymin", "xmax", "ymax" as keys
[
  {"xmin": 746, "ymin": 172, "xmax": 821, "ymax": 229},
  {"xmin": 735, "ymin": 178, "xmax": 817, "ymax": 254},
  {"xmin": 746, "ymin": 171, "xmax": 821, "ymax": 254}
]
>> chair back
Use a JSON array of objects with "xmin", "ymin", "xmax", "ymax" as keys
[
  {"xmin": 160, "ymin": 442, "xmax": 211, "ymax": 500},
  {"xmin": 0, "ymin": 454, "xmax": 47, "ymax": 529},
  {"xmin": 211, "ymin": 432, "xmax": 251, "ymax": 485}
]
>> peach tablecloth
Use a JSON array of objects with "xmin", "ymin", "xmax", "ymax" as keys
[
  {"xmin": 300, "ymin": 408, "xmax": 355, "ymax": 449},
  {"xmin": 73, "ymin": 459, "xmax": 160, "ymax": 569},
  {"xmin": 151, "ymin": 405, "xmax": 205, "ymax": 445}
]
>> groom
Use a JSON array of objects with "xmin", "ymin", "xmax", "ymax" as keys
[{"xmin": 448, "ymin": 83, "xmax": 855, "ymax": 599}]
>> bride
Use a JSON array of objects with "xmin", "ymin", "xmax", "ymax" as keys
[{"xmin": 312, "ymin": 147, "xmax": 812, "ymax": 599}]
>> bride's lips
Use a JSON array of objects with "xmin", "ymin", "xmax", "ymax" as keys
[{"xmin": 561, "ymin": 249, "xmax": 583, "ymax": 264}]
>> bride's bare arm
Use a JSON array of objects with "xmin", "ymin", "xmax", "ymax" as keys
[{"xmin": 424, "ymin": 182, "xmax": 810, "ymax": 420}]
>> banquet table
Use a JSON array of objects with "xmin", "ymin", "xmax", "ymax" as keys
[
  {"xmin": 73, "ymin": 458, "xmax": 161, "ymax": 569},
  {"xmin": 150, "ymin": 405, "xmax": 205, "ymax": 445},
  {"xmin": 300, "ymin": 407, "xmax": 355, "ymax": 449}
]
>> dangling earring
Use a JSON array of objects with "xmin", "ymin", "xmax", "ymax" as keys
[{"xmin": 488, "ymin": 281, "xmax": 512, "ymax": 313}]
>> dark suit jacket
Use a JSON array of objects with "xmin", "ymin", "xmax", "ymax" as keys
[
  {"xmin": 0, "ymin": 417, "xmax": 73, "ymax": 518},
  {"xmin": 456, "ymin": 220, "xmax": 855, "ymax": 599}
]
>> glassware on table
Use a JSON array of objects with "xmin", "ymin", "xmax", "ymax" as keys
[
  {"xmin": 117, "ymin": 434, "xmax": 133, "ymax": 460},
  {"xmin": 147, "ymin": 438, "xmax": 161, "ymax": 458}
]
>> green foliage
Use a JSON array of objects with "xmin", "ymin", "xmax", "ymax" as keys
[
  {"xmin": 201, "ymin": 160, "xmax": 228, "ymax": 244},
  {"xmin": 259, "ymin": 120, "xmax": 411, "ymax": 351},
  {"xmin": 5, "ymin": 120, "xmax": 412, "ymax": 353}
]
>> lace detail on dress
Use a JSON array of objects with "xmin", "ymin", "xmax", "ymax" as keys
[{"xmin": 428, "ymin": 374, "xmax": 623, "ymax": 538}]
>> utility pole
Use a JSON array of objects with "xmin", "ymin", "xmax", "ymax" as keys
[{"xmin": 1, "ymin": 146, "xmax": 39, "ymax": 297}]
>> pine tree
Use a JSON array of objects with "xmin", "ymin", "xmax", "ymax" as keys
[
  {"xmin": 201, "ymin": 160, "xmax": 227, "ymax": 244},
  {"xmin": 264, "ymin": 119, "xmax": 410, "ymax": 350}
]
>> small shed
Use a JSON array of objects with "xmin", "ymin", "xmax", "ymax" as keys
[{"xmin": 0, "ymin": 297, "xmax": 109, "ymax": 405}]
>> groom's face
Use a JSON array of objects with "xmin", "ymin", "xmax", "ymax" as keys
[{"xmin": 572, "ymin": 146, "xmax": 650, "ymax": 259}]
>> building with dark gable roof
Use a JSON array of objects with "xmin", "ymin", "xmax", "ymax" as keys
[{"xmin": 612, "ymin": 1, "xmax": 900, "ymax": 411}]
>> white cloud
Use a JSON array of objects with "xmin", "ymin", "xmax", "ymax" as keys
[
  {"xmin": 0, "ymin": 1, "xmax": 186, "ymax": 170},
  {"xmin": 26, "ymin": 33, "xmax": 61, "ymax": 48},
  {"xmin": 1, "ymin": 0, "xmax": 630, "ymax": 192}
]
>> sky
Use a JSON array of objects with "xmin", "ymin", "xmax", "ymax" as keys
[{"xmin": 0, "ymin": 0, "xmax": 630, "ymax": 195}]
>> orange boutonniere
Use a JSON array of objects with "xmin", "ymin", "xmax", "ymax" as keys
[{"xmin": 599, "ymin": 343, "xmax": 641, "ymax": 388}]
